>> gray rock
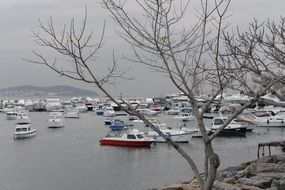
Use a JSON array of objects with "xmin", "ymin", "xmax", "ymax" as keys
[
  {"xmin": 255, "ymin": 172, "xmax": 285, "ymax": 180},
  {"xmin": 254, "ymin": 156, "xmax": 274, "ymax": 163},
  {"xmin": 238, "ymin": 176, "xmax": 273, "ymax": 188},
  {"xmin": 278, "ymin": 178, "xmax": 285, "ymax": 189},
  {"xmin": 216, "ymin": 170, "xmax": 239, "ymax": 181},
  {"xmin": 270, "ymin": 179, "xmax": 280, "ymax": 190},
  {"xmin": 273, "ymin": 154, "xmax": 285, "ymax": 163},
  {"xmin": 250, "ymin": 163, "xmax": 282, "ymax": 173}
]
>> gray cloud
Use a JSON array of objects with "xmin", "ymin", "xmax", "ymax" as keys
[{"xmin": 0, "ymin": 0, "xmax": 284, "ymax": 97}]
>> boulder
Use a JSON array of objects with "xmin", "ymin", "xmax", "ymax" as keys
[
  {"xmin": 255, "ymin": 172, "xmax": 285, "ymax": 180},
  {"xmin": 273, "ymin": 154, "xmax": 285, "ymax": 163},
  {"xmin": 249, "ymin": 163, "xmax": 282, "ymax": 173},
  {"xmin": 214, "ymin": 181, "xmax": 242, "ymax": 190},
  {"xmin": 254, "ymin": 155, "xmax": 274, "ymax": 163},
  {"xmin": 238, "ymin": 176, "xmax": 273, "ymax": 188}
]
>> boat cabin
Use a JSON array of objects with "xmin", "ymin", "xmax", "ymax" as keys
[
  {"xmin": 15, "ymin": 125, "xmax": 31, "ymax": 132},
  {"xmin": 127, "ymin": 133, "xmax": 145, "ymax": 140}
]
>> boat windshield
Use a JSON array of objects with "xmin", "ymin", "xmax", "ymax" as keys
[
  {"xmin": 136, "ymin": 134, "xmax": 144, "ymax": 139},
  {"xmin": 127, "ymin": 134, "xmax": 136, "ymax": 139},
  {"xmin": 214, "ymin": 119, "xmax": 224, "ymax": 125},
  {"xmin": 16, "ymin": 128, "xmax": 27, "ymax": 132}
]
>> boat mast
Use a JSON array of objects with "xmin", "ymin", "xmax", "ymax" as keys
[{"xmin": 5, "ymin": 80, "xmax": 8, "ymax": 101}]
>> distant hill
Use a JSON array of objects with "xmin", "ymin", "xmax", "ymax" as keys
[{"xmin": 0, "ymin": 85, "xmax": 98, "ymax": 98}]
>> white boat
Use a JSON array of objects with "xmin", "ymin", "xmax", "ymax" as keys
[
  {"xmin": 47, "ymin": 112, "xmax": 65, "ymax": 128},
  {"xmin": 93, "ymin": 105, "xmax": 105, "ymax": 115},
  {"xmin": 16, "ymin": 111, "xmax": 31, "ymax": 124},
  {"xmin": 136, "ymin": 108, "xmax": 159, "ymax": 116},
  {"xmin": 249, "ymin": 110, "xmax": 285, "ymax": 127},
  {"xmin": 62, "ymin": 100, "xmax": 73, "ymax": 109},
  {"xmin": 24, "ymin": 99, "xmax": 34, "ymax": 111},
  {"xmin": 166, "ymin": 108, "xmax": 180, "ymax": 115},
  {"xmin": 144, "ymin": 117, "xmax": 167, "ymax": 128},
  {"xmin": 103, "ymin": 106, "xmax": 115, "ymax": 117},
  {"xmin": 179, "ymin": 121, "xmax": 211, "ymax": 138},
  {"xmin": 174, "ymin": 112, "xmax": 195, "ymax": 122},
  {"xmin": 45, "ymin": 98, "xmax": 62, "ymax": 112},
  {"xmin": 261, "ymin": 92, "xmax": 285, "ymax": 107},
  {"xmin": 209, "ymin": 117, "xmax": 247, "ymax": 137},
  {"xmin": 6, "ymin": 111, "xmax": 18, "ymax": 120},
  {"xmin": 64, "ymin": 108, "xmax": 80, "ymax": 118},
  {"xmin": 146, "ymin": 119, "xmax": 195, "ymax": 143},
  {"xmin": 14, "ymin": 123, "xmax": 36, "ymax": 139},
  {"xmin": 147, "ymin": 126, "xmax": 194, "ymax": 143},
  {"xmin": 74, "ymin": 103, "xmax": 88, "ymax": 112}
]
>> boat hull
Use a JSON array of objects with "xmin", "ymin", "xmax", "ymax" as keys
[
  {"xmin": 148, "ymin": 131, "xmax": 193, "ymax": 143},
  {"xmin": 209, "ymin": 127, "xmax": 247, "ymax": 137},
  {"xmin": 99, "ymin": 139, "xmax": 153, "ymax": 147},
  {"xmin": 47, "ymin": 121, "xmax": 65, "ymax": 128},
  {"xmin": 14, "ymin": 130, "xmax": 37, "ymax": 139}
]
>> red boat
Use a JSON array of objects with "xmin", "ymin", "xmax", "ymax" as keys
[{"xmin": 99, "ymin": 129, "xmax": 154, "ymax": 147}]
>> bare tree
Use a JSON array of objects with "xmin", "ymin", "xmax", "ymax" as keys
[
  {"xmin": 223, "ymin": 18, "xmax": 285, "ymax": 92},
  {"xmin": 25, "ymin": 1, "xmax": 285, "ymax": 190}
]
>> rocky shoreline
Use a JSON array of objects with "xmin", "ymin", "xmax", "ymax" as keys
[{"xmin": 155, "ymin": 154, "xmax": 285, "ymax": 190}]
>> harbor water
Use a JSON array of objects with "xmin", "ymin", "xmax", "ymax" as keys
[{"xmin": 0, "ymin": 111, "xmax": 284, "ymax": 190}]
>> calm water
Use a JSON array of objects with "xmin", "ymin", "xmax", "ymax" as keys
[{"xmin": 0, "ymin": 111, "xmax": 284, "ymax": 190}]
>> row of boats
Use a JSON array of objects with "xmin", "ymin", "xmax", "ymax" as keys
[
  {"xmin": 98, "ymin": 105, "xmax": 285, "ymax": 147},
  {"xmin": 8, "ymin": 99, "xmax": 285, "ymax": 148}
]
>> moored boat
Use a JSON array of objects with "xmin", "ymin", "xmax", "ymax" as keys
[
  {"xmin": 249, "ymin": 110, "xmax": 285, "ymax": 127},
  {"xmin": 147, "ymin": 127, "xmax": 194, "ymax": 143},
  {"xmin": 109, "ymin": 119, "xmax": 127, "ymax": 130},
  {"xmin": 47, "ymin": 112, "xmax": 65, "ymax": 128},
  {"xmin": 64, "ymin": 108, "xmax": 80, "ymax": 118},
  {"xmin": 99, "ymin": 129, "xmax": 154, "ymax": 147},
  {"xmin": 14, "ymin": 123, "xmax": 36, "ymax": 139},
  {"xmin": 209, "ymin": 117, "xmax": 247, "ymax": 137},
  {"xmin": 6, "ymin": 111, "xmax": 18, "ymax": 120}
]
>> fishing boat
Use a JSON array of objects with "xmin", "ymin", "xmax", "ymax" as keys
[
  {"xmin": 14, "ymin": 123, "xmax": 36, "ymax": 139},
  {"xmin": 99, "ymin": 129, "xmax": 154, "ymax": 147}
]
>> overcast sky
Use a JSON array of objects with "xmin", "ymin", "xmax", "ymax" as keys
[{"xmin": 0, "ymin": 0, "xmax": 284, "ymax": 98}]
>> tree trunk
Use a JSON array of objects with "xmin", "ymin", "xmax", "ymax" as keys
[{"xmin": 203, "ymin": 142, "xmax": 220, "ymax": 190}]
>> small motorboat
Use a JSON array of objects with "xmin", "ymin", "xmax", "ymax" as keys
[
  {"xmin": 14, "ymin": 123, "xmax": 36, "ymax": 139},
  {"xmin": 99, "ymin": 129, "xmax": 154, "ymax": 147},
  {"xmin": 6, "ymin": 111, "xmax": 18, "ymax": 120},
  {"xmin": 93, "ymin": 105, "xmax": 105, "ymax": 115},
  {"xmin": 249, "ymin": 110, "xmax": 285, "ymax": 127},
  {"xmin": 147, "ymin": 126, "xmax": 194, "ymax": 143},
  {"xmin": 109, "ymin": 119, "xmax": 127, "ymax": 130},
  {"xmin": 209, "ymin": 117, "xmax": 247, "ymax": 137},
  {"xmin": 103, "ymin": 106, "xmax": 115, "ymax": 117},
  {"xmin": 47, "ymin": 112, "xmax": 65, "ymax": 128},
  {"xmin": 74, "ymin": 103, "xmax": 88, "ymax": 113}
]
